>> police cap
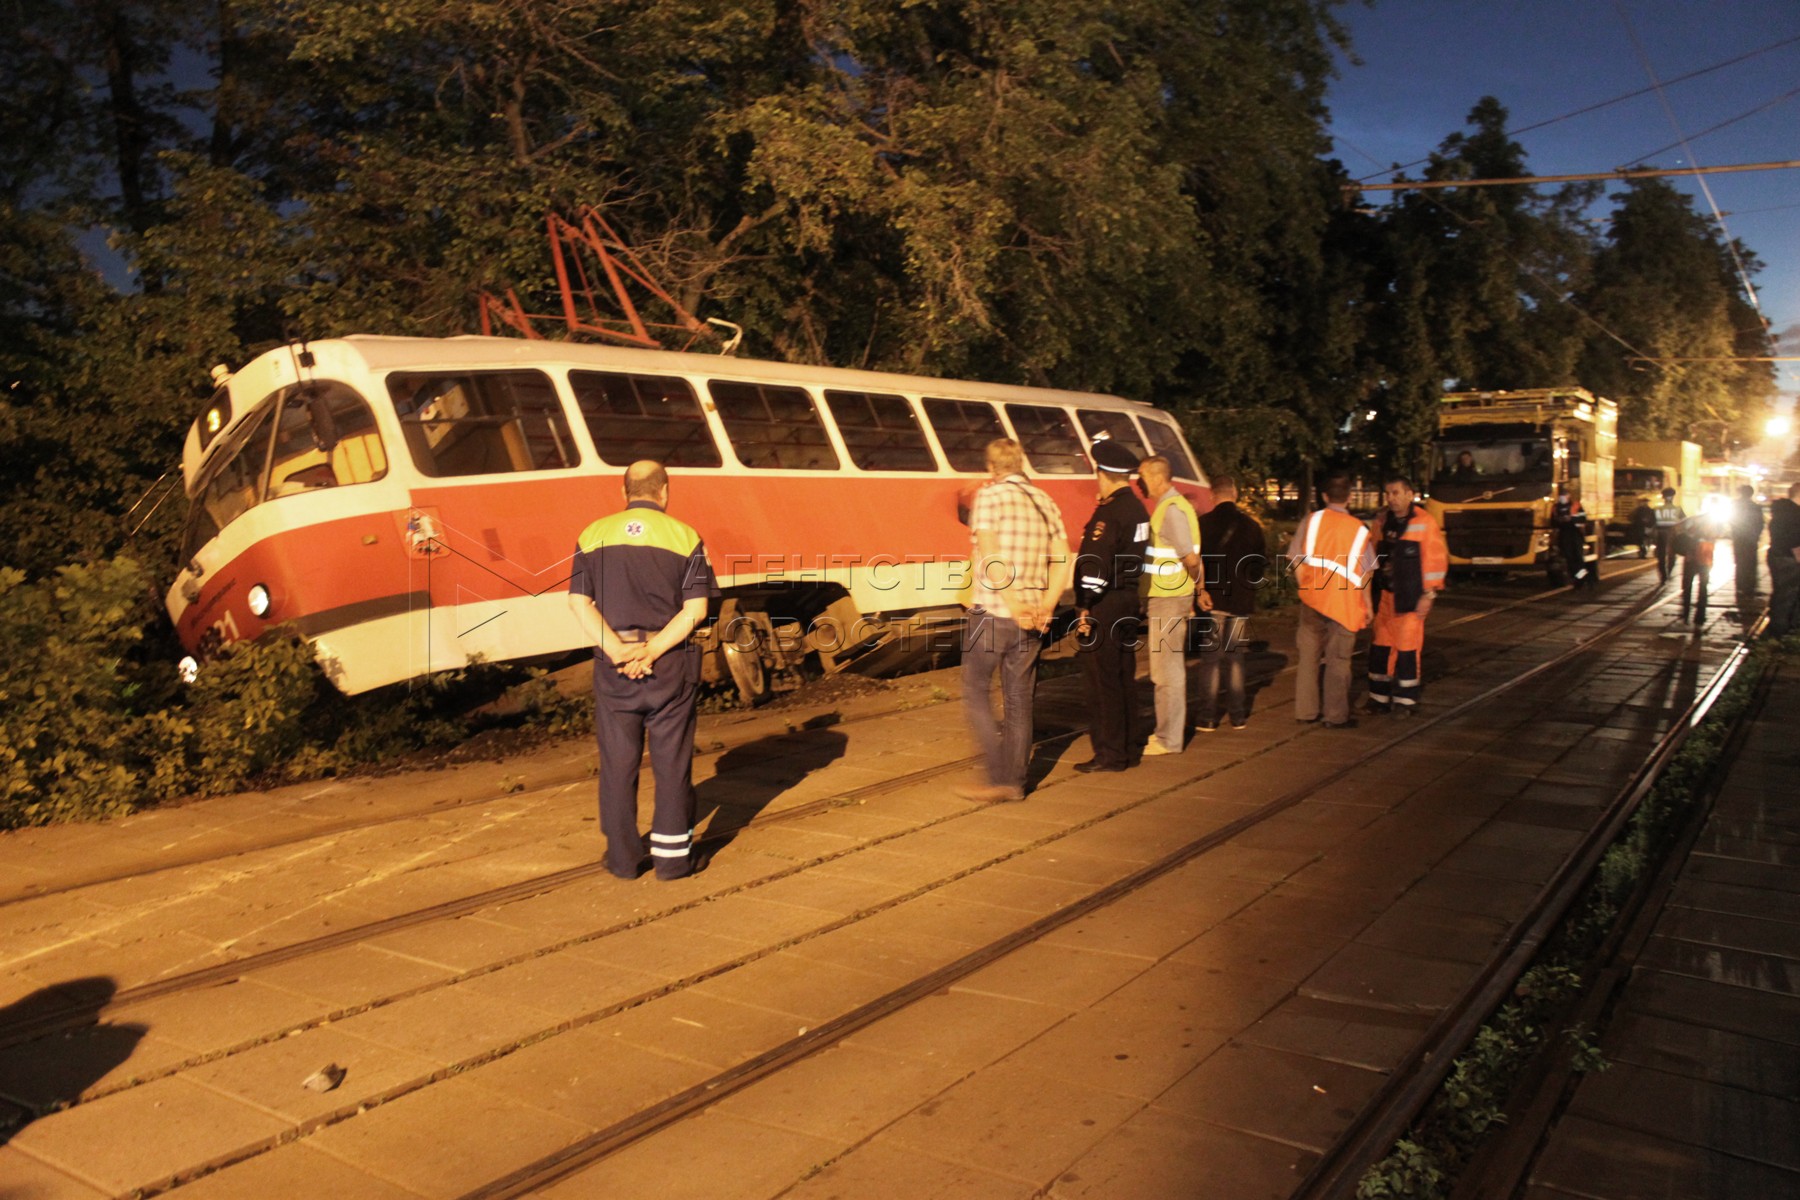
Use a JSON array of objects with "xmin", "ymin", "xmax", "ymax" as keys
[{"xmin": 1092, "ymin": 438, "xmax": 1138, "ymax": 476}]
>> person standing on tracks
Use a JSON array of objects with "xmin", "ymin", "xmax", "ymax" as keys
[
  {"xmin": 1364, "ymin": 476, "xmax": 1448, "ymax": 718},
  {"xmin": 1652, "ymin": 487, "xmax": 1686, "ymax": 583},
  {"xmin": 1195, "ymin": 474, "xmax": 1263, "ymax": 731},
  {"xmin": 1674, "ymin": 510, "xmax": 1717, "ymax": 627},
  {"xmin": 1551, "ymin": 484, "xmax": 1594, "ymax": 590},
  {"xmin": 959, "ymin": 438, "xmax": 1073, "ymax": 803},
  {"xmin": 1072, "ymin": 438, "xmax": 1150, "ymax": 772},
  {"xmin": 1730, "ymin": 485, "xmax": 1764, "ymax": 596},
  {"xmin": 567, "ymin": 461, "xmax": 719, "ymax": 881},
  {"xmin": 1138, "ymin": 455, "xmax": 1201, "ymax": 755},
  {"xmin": 1630, "ymin": 496, "xmax": 1656, "ymax": 559},
  {"xmin": 1287, "ymin": 471, "xmax": 1376, "ymax": 729},
  {"xmin": 1767, "ymin": 482, "xmax": 1800, "ymax": 637}
]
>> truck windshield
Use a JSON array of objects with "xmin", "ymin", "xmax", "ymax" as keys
[
  {"xmin": 1431, "ymin": 425, "xmax": 1553, "ymax": 502},
  {"xmin": 1615, "ymin": 468, "xmax": 1666, "ymax": 493}
]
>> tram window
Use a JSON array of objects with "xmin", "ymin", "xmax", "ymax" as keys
[
  {"xmin": 1076, "ymin": 410, "xmax": 1145, "ymax": 462},
  {"xmin": 388, "ymin": 370, "xmax": 578, "ymax": 477},
  {"xmin": 1142, "ymin": 417, "xmax": 1200, "ymax": 481},
  {"xmin": 824, "ymin": 390, "xmax": 936, "ymax": 472},
  {"xmin": 267, "ymin": 382, "xmax": 389, "ymax": 498},
  {"xmin": 1005, "ymin": 404, "xmax": 1090, "ymax": 475},
  {"xmin": 569, "ymin": 371, "xmax": 721, "ymax": 467},
  {"xmin": 708, "ymin": 380, "xmax": 839, "ymax": 470},
  {"xmin": 180, "ymin": 403, "xmax": 275, "ymax": 562},
  {"xmin": 921, "ymin": 398, "xmax": 1005, "ymax": 472}
]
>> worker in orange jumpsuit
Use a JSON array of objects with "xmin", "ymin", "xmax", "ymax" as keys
[{"xmin": 1365, "ymin": 475, "xmax": 1448, "ymax": 718}]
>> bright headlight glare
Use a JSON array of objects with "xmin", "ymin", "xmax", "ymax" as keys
[
  {"xmin": 247, "ymin": 583, "xmax": 272, "ymax": 618},
  {"xmin": 177, "ymin": 656, "xmax": 199, "ymax": 684}
]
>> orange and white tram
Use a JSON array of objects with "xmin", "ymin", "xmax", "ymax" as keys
[{"xmin": 167, "ymin": 336, "xmax": 1211, "ymax": 698}]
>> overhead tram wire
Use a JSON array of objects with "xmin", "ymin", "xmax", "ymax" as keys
[
  {"xmin": 1623, "ymin": 83, "xmax": 1800, "ymax": 166},
  {"xmin": 1352, "ymin": 30, "xmax": 1800, "ymax": 185},
  {"xmin": 1616, "ymin": 0, "xmax": 1764, "ymax": 315},
  {"xmin": 1335, "ymin": 133, "xmax": 1659, "ymax": 368}
]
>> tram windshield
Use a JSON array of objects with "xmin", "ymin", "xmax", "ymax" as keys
[{"xmin": 181, "ymin": 382, "xmax": 387, "ymax": 563}]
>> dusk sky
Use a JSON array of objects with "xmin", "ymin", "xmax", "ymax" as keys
[{"xmin": 1326, "ymin": 0, "xmax": 1800, "ymax": 432}]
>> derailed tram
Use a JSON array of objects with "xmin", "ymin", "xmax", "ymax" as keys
[{"xmin": 166, "ymin": 336, "xmax": 1210, "ymax": 701}]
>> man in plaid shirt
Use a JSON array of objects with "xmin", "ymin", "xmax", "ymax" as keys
[{"xmin": 959, "ymin": 438, "xmax": 1072, "ymax": 802}]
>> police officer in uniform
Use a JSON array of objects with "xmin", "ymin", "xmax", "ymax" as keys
[
  {"xmin": 1652, "ymin": 487, "xmax": 1686, "ymax": 583},
  {"xmin": 1073, "ymin": 438, "xmax": 1150, "ymax": 773},
  {"xmin": 567, "ymin": 461, "xmax": 719, "ymax": 880}
]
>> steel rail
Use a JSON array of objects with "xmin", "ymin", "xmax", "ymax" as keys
[
  {"xmin": 454, "ymin": 580, "xmax": 1681, "ymax": 1199},
  {"xmin": 1291, "ymin": 612, "xmax": 1770, "ymax": 1199}
]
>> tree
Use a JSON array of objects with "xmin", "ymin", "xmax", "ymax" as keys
[{"xmin": 1576, "ymin": 177, "xmax": 1776, "ymax": 453}]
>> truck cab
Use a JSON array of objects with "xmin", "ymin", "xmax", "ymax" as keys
[{"xmin": 1425, "ymin": 389, "xmax": 1618, "ymax": 582}]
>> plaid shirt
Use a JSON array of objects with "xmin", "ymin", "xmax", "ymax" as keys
[{"xmin": 969, "ymin": 474, "xmax": 1063, "ymax": 618}]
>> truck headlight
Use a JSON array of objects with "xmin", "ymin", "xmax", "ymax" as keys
[{"xmin": 247, "ymin": 583, "xmax": 272, "ymax": 618}]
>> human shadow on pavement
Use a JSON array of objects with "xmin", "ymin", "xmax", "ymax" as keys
[
  {"xmin": 0, "ymin": 976, "xmax": 146, "ymax": 1145},
  {"xmin": 693, "ymin": 724, "xmax": 850, "ymax": 867}
]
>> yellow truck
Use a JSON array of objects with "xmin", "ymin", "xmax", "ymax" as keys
[
  {"xmin": 1610, "ymin": 440, "xmax": 1702, "ymax": 545},
  {"xmin": 1425, "ymin": 388, "xmax": 1618, "ymax": 582}
]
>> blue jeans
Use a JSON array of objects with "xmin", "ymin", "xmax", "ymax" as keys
[
  {"xmin": 1198, "ymin": 614, "xmax": 1250, "ymax": 723},
  {"xmin": 962, "ymin": 610, "xmax": 1041, "ymax": 792}
]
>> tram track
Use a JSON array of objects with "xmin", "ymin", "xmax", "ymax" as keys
[
  {"xmin": 2, "ymin": 567, "xmax": 1714, "ymax": 1197},
  {"xmin": 0, "ymin": 564, "xmax": 1659, "ymax": 1054},
  {"xmin": 0, "ymin": 556, "xmax": 1656, "ymax": 919}
]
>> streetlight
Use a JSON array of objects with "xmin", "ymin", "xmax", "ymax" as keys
[{"xmin": 1767, "ymin": 414, "xmax": 1793, "ymax": 438}]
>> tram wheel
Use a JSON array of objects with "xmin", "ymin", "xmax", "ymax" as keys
[{"xmin": 722, "ymin": 639, "xmax": 769, "ymax": 706}]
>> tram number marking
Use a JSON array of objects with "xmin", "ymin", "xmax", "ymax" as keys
[{"xmin": 210, "ymin": 609, "xmax": 242, "ymax": 644}]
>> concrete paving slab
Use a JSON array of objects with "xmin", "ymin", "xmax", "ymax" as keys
[
  {"xmin": 782, "ymin": 921, "xmax": 974, "ymax": 982},
  {"xmin": 881, "ymin": 1059, "xmax": 1145, "ymax": 1183},
  {"xmin": 950, "ymin": 941, "xmax": 1148, "ymax": 1012},
  {"xmin": 599, "ymin": 988, "xmax": 812, "ymax": 1071},
  {"xmin": 328, "ymin": 986, "xmax": 556, "ymax": 1066},
  {"xmin": 652, "ymin": 893, "xmax": 840, "ymax": 947},
  {"xmin": 927, "ymin": 868, "xmax": 1095, "ymax": 915},
  {"xmin": 1682, "ymin": 853, "xmax": 1800, "ymax": 894},
  {"xmin": 711, "ymin": 1040, "xmax": 969, "ymax": 1142},
  {"xmin": 183, "ymin": 1024, "xmax": 439, "ymax": 1124},
  {"xmin": 458, "ymin": 951, "xmax": 667, "ymax": 1023},
  {"xmin": 454, "ymin": 1023, "xmax": 712, "ymax": 1128},
  {"xmin": 246, "ymin": 943, "xmax": 454, "ymax": 1011},
  {"xmin": 564, "ymin": 920, "xmax": 757, "ymax": 981},
  {"xmin": 1046, "ymin": 1103, "xmax": 1317, "ymax": 1199},
  {"xmin": 1223, "ymin": 882, "xmax": 1387, "ymax": 944},
  {"xmin": 0, "ymin": 1146, "xmax": 111, "ymax": 1199},
  {"xmin": 1624, "ymin": 970, "xmax": 1800, "ymax": 1048},
  {"xmin": 1155, "ymin": 1040, "xmax": 1385, "ymax": 1153},
  {"xmin": 7, "ymin": 1075, "xmax": 290, "ymax": 1194},
  {"xmin": 1692, "ymin": 834, "xmax": 1800, "ymax": 865},
  {"xmin": 1237, "ymin": 994, "xmax": 1434, "ymax": 1074},
  {"xmin": 1402, "ymin": 869, "xmax": 1542, "ymax": 923},
  {"xmin": 1565, "ymin": 1061, "xmax": 1800, "ymax": 1172},
  {"xmin": 1302, "ymin": 941, "xmax": 1476, "ymax": 1014},
  {"xmin": 1168, "ymin": 921, "xmax": 1345, "ymax": 984},
  {"xmin": 986, "ymin": 846, "xmax": 1138, "ymax": 889},
  {"xmin": 1527, "ymin": 1114, "xmax": 1800, "ymax": 1200},
  {"xmin": 1655, "ymin": 906, "xmax": 1800, "ymax": 962},
  {"xmin": 1637, "ymin": 934, "xmax": 1800, "ymax": 995},
  {"xmin": 532, "ymin": 1109, "xmax": 839, "ymax": 1200},
  {"xmin": 1603, "ymin": 1011, "xmax": 1800, "ymax": 1099},
  {"xmin": 158, "ymin": 1142, "xmax": 430, "ymax": 1199},
  {"xmin": 1000, "ymin": 1004, "xmax": 1231, "ymax": 1101},
  {"xmin": 843, "ymin": 988, "xmax": 1067, "ymax": 1071},
  {"xmin": 736, "ymin": 867, "xmax": 913, "ymax": 919},
  {"xmin": 780, "ymin": 1139, "xmax": 1040, "ymax": 1200},
  {"xmin": 305, "ymin": 1077, "xmax": 591, "ymax": 1198},
  {"xmin": 122, "ymin": 977, "xmax": 327, "ymax": 1052},
  {"xmin": 0, "ymin": 1026, "xmax": 195, "ymax": 1108},
  {"xmin": 689, "ymin": 951, "xmax": 897, "ymax": 1022},
  {"xmin": 363, "ymin": 914, "xmax": 552, "ymax": 972},
  {"xmin": 1353, "ymin": 902, "xmax": 1510, "ymax": 965}
]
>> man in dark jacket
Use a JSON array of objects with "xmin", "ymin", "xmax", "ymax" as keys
[
  {"xmin": 1072, "ymin": 437, "xmax": 1150, "ymax": 772},
  {"xmin": 1195, "ymin": 475, "xmax": 1263, "ymax": 730},
  {"xmin": 1730, "ymin": 485, "xmax": 1764, "ymax": 595},
  {"xmin": 1769, "ymin": 482, "xmax": 1800, "ymax": 637}
]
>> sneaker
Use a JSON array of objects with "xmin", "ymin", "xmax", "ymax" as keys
[
  {"xmin": 1228, "ymin": 717, "xmax": 1247, "ymax": 730},
  {"xmin": 1073, "ymin": 759, "xmax": 1128, "ymax": 774},
  {"xmin": 1196, "ymin": 720, "xmax": 1219, "ymax": 734},
  {"xmin": 1142, "ymin": 739, "xmax": 1179, "ymax": 755}
]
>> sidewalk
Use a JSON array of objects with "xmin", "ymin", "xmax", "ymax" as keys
[{"xmin": 1522, "ymin": 657, "xmax": 1800, "ymax": 1199}]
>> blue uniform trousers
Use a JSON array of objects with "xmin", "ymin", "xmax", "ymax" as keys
[{"xmin": 594, "ymin": 644, "xmax": 699, "ymax": 879}]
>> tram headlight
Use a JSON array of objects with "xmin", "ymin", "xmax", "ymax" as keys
[
  {"xmin": 247, "ymin": 583, "xmax": 272, "ymax": 618},
  {"xmin": 177, "ymin": 656, "xmax": 199, "ymax": 684}
]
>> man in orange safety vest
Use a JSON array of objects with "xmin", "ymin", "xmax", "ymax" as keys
[
  {"xmin": 1286, "ymin": 470, "xmax": 1377, "ymax": 728},
  {"xmin": 1364, "ymin": 475, "xmax": 1448, "ymax": 718}
]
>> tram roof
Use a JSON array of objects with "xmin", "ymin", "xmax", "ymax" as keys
[{"xmin": 313, "ymin": 335, "xmax": 1158, "ymax": 413}]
